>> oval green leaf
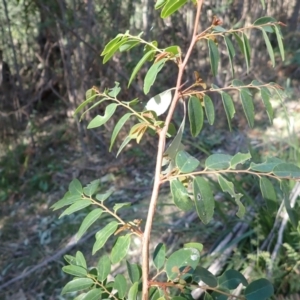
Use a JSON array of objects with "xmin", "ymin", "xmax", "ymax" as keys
[
  {"xmin": 62, "ymin": 265, "xmax": 87, "ymax": 277},
  {"xmin": 245, "ymin": 278, "xmax": 274, "ymax": 300},
  {"xmin": 111, "ymin": 234, "xmax": 131, "ymax": 264},
  {"xmin": 203, "ymin": 94, "xmax": 215, "ymax": 125},
  {"xmin": 161, "ymin": 0, "xmax": 187, "ymax": 18},
  {"xmin": 77, "ymin": 208, "xmax": 103, "ymax": 241},
  {"xmin": 230, "ymin": 152, "xmax": 251, "ymax": 168},
  {"xmin": 193, "ymin": 266, "xmax": 217, "ymax": 287},
  {"xmin": 153, "ymin": 243, "xmax": 166, "ymax": 270},
  {"xmin": 114, "ymin": 274, "xmax": 127, "ymax": 299},
  {"xmin": 126, "ymin": 261, "xmax": 142, "ymax": 283},
  {"xmin": 240, "ymin": 89, "xmax": 255, "ymax": 128},
  {"xmin": 205, "ymin": 154, "xmax": 232, "ymax": 170},
  {"xmin": 87, "ymin": 103, "xmax": 118, "ymax": 129},
  {"xmin": 220, "ymin": 92, "xmax": 235, "ymax": 131},
  {"xmin": 82, "ymin": 289, "xmax": 102, "ymax": 300},
  {"xmin": 61, "ymin": 278, "xmax": 94, "ymax": 295},
  {"xmin": 208, "ymin": 39, "xmax": 219, "ymax": 76},
  {"xmin": 127, "ymin": 282, "xmax": 139, "ymax": 300},
  {"xmin": 144, "ymin": 59, "xmax": 167, "ymax": 94},
  {"xmin": 193, "ymin": 177, "xmax": 215, "ymax": 224},
  {"xmin": 170, "ymin": 179, "xmax": 194, "ymax": 211},
  {"xmin": 93, "ymin": 221, "xmax": 118, "ymax": 254},
  {"xmin": 97, "ymin": 254, "xmax": 111, "ymax": 282},
  {"xmin": 76, "ymin": 251, "xmax": 87, "ymax": 269},
  {"xmin": 128, "ymin": 50, "xmax": 156, "ymax": 87},
  {"xmin": 59, "ymin": 200, "xmax": 92, "ymax": 219},
  {"xmin": 165, "ymin": 248, "xmax": 200, "ymax": 281},
  {"xmin": 188, "ymin": 96, "xmax": 203, "ymax": 137},
  {"xmin": 175, "ymin": 150, "xmax": 200, "ymax": 173},
  {"xmin": 218, "ymin": 269, "xmax": 248, "ymax": 289}
]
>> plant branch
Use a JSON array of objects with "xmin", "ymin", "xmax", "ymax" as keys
[{"xmin": 141, "ymin": 1, "xmax": 204, "ymax": 299}]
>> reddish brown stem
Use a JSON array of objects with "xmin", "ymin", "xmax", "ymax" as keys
[{"xmin": 141, "ymin": 1, "xmax": 204, "ymax": 299}]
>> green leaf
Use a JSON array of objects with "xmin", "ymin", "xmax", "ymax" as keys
[
  {"xmin": 109, "ymin": 113, "xmax": 132, "ymax": 151},
  {"xmin": 79, "ymin": 98, "xmax": 109, "ymax": 121},
  {"xmin": 61, "ymin": 278, "xmax": 94, "ymax": 295},
  {"xmin": 274, "ymin": 25, "xmax": 285, "ymax": 61},
  {"xmin": 170, "ymin": 179, "xmax": 194, "ymax": 211},
  {"xmin": 218, "ymin": 175, "xmax": 245, "ymax": 218},
  {"xmin": 220, "ymin": 92, "xmax": 235, "ymax": 131},
  {"xmin": 76, "ymin": 251, "xmax": 87, "ymax": 269},
  {"xmin": 240, "ymin": 89, "xmax": 255, "ymax": 128},
  {"xmin": 144, "ymin": 59, "xmax": 167, "ymax": 94},
  {"xmin": 113, "ymin": 202, "xmax": 131, "ymax": 213},
  {"xmin": 165, "ymin": 45, "xmax": 180, "ymax": 56},
  {"xmin": 245, "ymin": 278, "xmax": 274, "ymax": 300},
  {"xmin": 260, "ymin": 177, "xmax": 278, "ymax": 213},
  {"xmin": 193, "ymin": 177, "xmax": 215, "ymax": 224},
  {"xmin": 175, "ymin": 150, "xmax": 200, "ymax": 173},
  {"xmin": 161, "ymin": 0, "xmax": 187, "ymax": 18},
  {"xmin": 101, "ymin": 34, "xmax": 122, "ymax": 56},
  {"xmin": 211, "ymin": 288, "xmax": 230, "ymax": 300},
  {"xmin": 126, "ymin": 261, "xmax": 142, "ymax": 283},
  {"xmin": 205, "ymin": 154, "xmax": 232, "ymax": 170},
  {"xmin": 230, "ymin": 152, "xmax": 251, "ymax": 168},
  {"xmin": 260, "ymin": 177, "xmax": 277, "ymax": 202},
  {"xmin": 250, "ymin": 157, "xmax": 283, "ymax": 172},
  {"xmin": 193, "ymin": 266, "xmax": 217, "ymax": 287},
  {"xmin": 153, "ymin": 243, "xmax": 166, "ymax": 270},
  {"xmin": 83, "ymin": 179, "xmax": 100, "ymax": 197},
  {"xmin": 119, "ymin": 40, "xmax": 139, "ymax": 52},
  {"xmin": 108, "ymin": 82, "xmax": 121, "ymax": 98},
  {"xmin": 127, "ymin": 282, "xmax": 139, "ymax": 300},
  {"xmin": 203, "ymin": 95, "xmax": 215, "ymax": 125},
  {"xmin": 62, "ymin": 265, "xmax": 87, "ymax": 277},
  {"xmin": 165, "ymin": 248, "xmax": 200, "ymax": 281},
  {"xmin": 260, "ymin": 87, "xmax": 273, "ymax": 123},
  {"xmin": 208, "ymin": 39, "xmax": 219, "ymax": 76},
  {"xmin": 117, "ymin": 136, "xmax": 133, "ymax": 157},
  {"xmin": 204, "ymin": 293, "xmax": 214, "ymax": 300},
  {"xmin": 64, "ymin": 254, "xmax": 76, "ymax": 265},
  {"xmin": 87, "ymin": 103, "xmax": 118, "ymax": 129},
  {"xmin": 82, "ymin": 289, "xmax": 102, "ymax": 300},
  {"xmin": 114, "ymin": 274, "xmax": 127, "ymax": 298},
  {"xmin": 164, "ymin": 114, "xmax": 185, "ymax": 159},
  {"xmin": 77, "ymin": 208, "xmax": 103, "ymax": 241},
  {"xmin": 145, "ymin": 89, "xmax": 172, "ymax": 116},
  {"xmin": 260, "ymin": 0, "xmax": 266, "ymax": 9},
  {"xmin": 253, "ymin": 16, "xmax": 276, "ymax": 26},
  {"xmin": 75, "ymin": 89, "xmax": 98, "ymax": 115},
  {"xmin": 155, "ymin": 0, "xmax": 167, "ymax": 9},
  {"xmin": 233, "ymin": 33, "xmax": 244, "ymax": 55},
  {"xmin": 93, "ymin": 221, "xmax": 119, "ymax": 254},
  {"xmin": 242, "ymin": 33, "xmax": 251, "ymax": 73},
  {"xmin": 128, "ymin": 50, "xmax": 156, "ymax": 87},
  {"xmin": 59, "ymin": 200, "xmax": 92, "ymax": 218},
  {"xmin": 188, "ymin": 96, "xmax": 203, "ymax": 137},
  {"xmin": 273, "ymin": 163, "xmax": 300, "ymax": 178},
  {"xmin": 183, "ymin": 242, "xmax": 203, "ymax": 253},
  {"xmin": 224, "ymin": 36, "xmax": 236, "ymax": 76},
  {"xmin": 213, "ymin": 26, "xmax": 227, "ymax": 32},
  {"xmin": 51, "ymin": 192, "xmax": 81, "ymax": 211},
  {"xmin": 103, "ymin": 38, "xmax": 129, "ymax": 64},
  {"xmin": 69, "ymin": 179, "xmax": 83, "ymax": 195},
  {"xmin": 261, "ymin": 30, "xmax": 275, "ymax": 67},
  {"xmin": 97, "ymin": 254, "xmax": 111, "ymax": 282},
  {"xmin": 218, "ymin": 269, "xmax": 248, "ymax": 289},
  {"xmin": 96, "ymin": 190, "xmax": 114, "ymax": 202},
  {"xmin": 111, "ymin": 234, "xmax": 131, "ymax": 264}
]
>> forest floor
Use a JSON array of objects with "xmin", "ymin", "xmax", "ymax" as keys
[{"xmin": 0, "ymin": 81, "xmax": 299, "ymax": 300}]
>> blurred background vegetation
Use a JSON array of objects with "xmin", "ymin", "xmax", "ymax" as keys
[{"xmin": 0, "ymin": 0, "xmax": 300, "ymax": 299}]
